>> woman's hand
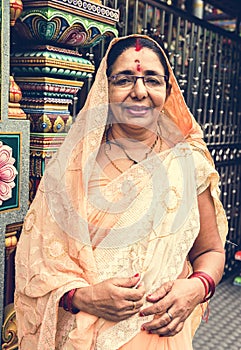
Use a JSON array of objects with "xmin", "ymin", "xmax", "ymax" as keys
[
  {"xmin": 73, "ymin": 274, "xmax": 146, "ymax": 322},
  {"xmin": 140, "ymin": 278, "xmax": 205, "ymax": 336}
]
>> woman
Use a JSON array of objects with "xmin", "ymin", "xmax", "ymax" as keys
[{"xmin": 15, "ymin": 35, "xmax": 228, "ymax": 350}]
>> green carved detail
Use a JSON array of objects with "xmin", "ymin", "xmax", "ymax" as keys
[
  {"xmin": 13, "ymin": 49, "xmax": 93, "ymax": 64},
  {"xmin": 21, "ymin": 7, "xmax": 116, "ymax": 26},
  {"xmin": 11, "ymin": 66, "xmax": 93, "ymax": 78},
  {"xmin": 14, "ymin": 7, "xmax": 118, "ymax": 48}
]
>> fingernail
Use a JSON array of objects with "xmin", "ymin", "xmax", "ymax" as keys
[
  {"xmin": 141, "ymin": 326, "xmax": 146, "ymax": 331},
  {"xmin": 134, "ymin": 273, "xmax": 140, "ymax": 278},
  {"xmin": 139, "ymin": 312, "xmax": 145, "ymax": 317}
]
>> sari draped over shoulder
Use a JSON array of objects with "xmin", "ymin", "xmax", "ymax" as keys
[{"xmin": 14, "ymin": 35, "xmax": 228, "ymax": 350}]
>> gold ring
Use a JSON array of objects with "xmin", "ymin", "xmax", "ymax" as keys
[
  {"xmin": 132, "ymin": 301, "xmax": 137, "ymax": 310},
  {"xmin": 166, "ymin": 310, "xmax": 173, "ymax": 321}
]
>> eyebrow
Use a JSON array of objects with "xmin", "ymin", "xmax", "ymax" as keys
[
  {"xmin": 112, "ymin": 69, "xmax": 133, "ymax": 75},
  {"xmin": 112, "ymin": 69, "xmax": 163, "ymax": 76},
  {"xmin": 144, "ymin": 69, "xmax": 163, "ymax": 75}
]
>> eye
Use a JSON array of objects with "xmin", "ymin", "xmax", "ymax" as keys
[
  {"xmin": 145, "ymin": 76, "xmax": 165, "ymax": 87},
  {"xmin": 113, "ymin": 75, "xmax": 133, "ymax": 86}
]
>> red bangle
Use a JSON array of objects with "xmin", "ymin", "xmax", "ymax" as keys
[
  {"xmin": 59, "ymin": 288, "xmax": 79, "ymax": 314},
  {"xmin": 59, "ymin": 293, "xmax": 68, "ymax": 310},
  {"xmin": 188, "ymin": 271, "xmax": 216, "ymax": 303},
  {"xmin": 190, "ymin": 275, "xmax": 209, "ymax": 300},
  {"xmin": 67, "ymin": 288, "xmax": 79, "ymax": 314}
]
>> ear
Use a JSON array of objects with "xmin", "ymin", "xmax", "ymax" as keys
[{"xmin": 165, "ymin": 83, "xmax": 172, "ymax": 100}]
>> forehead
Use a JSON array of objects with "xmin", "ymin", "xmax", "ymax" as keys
[{"xmin": 111, "ymin": 47, "xmax": 165, "ymax": 73}]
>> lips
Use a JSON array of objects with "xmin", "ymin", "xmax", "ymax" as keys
[{"xmin": 124, "ymin": 105, "xmax": 151, "ymax": 116}]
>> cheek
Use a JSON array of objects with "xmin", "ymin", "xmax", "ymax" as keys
[
  {"xmin": 109, "ymin": 104, "xmax": 123, "ymax": 123},
  {"xmin": 108, "ymin": 87, "xmax": 128, "ymax": 104},
  {"xmin": 153, "ymin": 92, "xmax": 166, "ymax": 108}
]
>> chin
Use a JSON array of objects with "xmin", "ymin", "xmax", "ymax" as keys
[
  {"xmin": 125, "ymin": 121, "xmax": 157, "ymax": 134},
  {"xmin": 128, "ymin": 116, "xmax": 157, "ymax": 128}
]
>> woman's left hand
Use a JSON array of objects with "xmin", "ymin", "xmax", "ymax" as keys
[{"xmin": 140, "ymin": 278, "xmax": 205, "ymax": 336}]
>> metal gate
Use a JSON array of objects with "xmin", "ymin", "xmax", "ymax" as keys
[{"xmin": 88, "ymin": 0, "xmax": 241, "ymax": 277}]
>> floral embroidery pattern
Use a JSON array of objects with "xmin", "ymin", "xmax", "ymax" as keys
[
  {"xmin": 23, "ymin": 210, "xmax": 36, "ymax": 233},
  {"xmin": 0, "ymin": 141, "xmax": 18, "ymax": 205}
]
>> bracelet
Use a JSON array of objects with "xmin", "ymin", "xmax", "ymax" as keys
[
  {"xmin": 188, "ymin": 271, "xmax": 216, "ymax": 303},
  {"xmin": 192, "ymin": 275, "xmax": 209, "ymax": 300},
  {"xmin": 59, "ymin": 288, "xmax": 79, "ymax": 314}
]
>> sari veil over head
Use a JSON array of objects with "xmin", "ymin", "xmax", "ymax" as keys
[{"xmin": 14, "ymin": 35, "xmax": 228, "ymax": 350}]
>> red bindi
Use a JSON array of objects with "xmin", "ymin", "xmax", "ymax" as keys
[
  {"xmin": 135, "ymin": 38, "xmax": 142, "ymax": 51},
  {"xmin": 135, "ymin": 59, "xmax": 141, "ymax": 72}
]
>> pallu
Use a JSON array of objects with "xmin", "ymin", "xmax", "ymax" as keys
[
  {"xmin": 15, "ymin": 138, "xmax": 227, "ymax": 350},
  {"xmin": 15, "ymin": 34, "xmax": 228, "ymax": 350}
]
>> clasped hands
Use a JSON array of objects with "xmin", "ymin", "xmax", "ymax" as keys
[{"xmin": 73, "ymin": 274, "xmax": 205, "ymax": 337}]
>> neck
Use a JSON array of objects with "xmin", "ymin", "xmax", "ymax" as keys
[{"xmin": 110, "ymin": 123, "xmax": 159, "ymax": 150}]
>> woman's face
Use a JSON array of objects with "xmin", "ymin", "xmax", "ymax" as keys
[{"xmin": 108, "ymin": 47, "xmax": 168, "ymax": 131}]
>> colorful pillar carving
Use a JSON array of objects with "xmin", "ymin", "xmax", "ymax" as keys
[
  {"xmin": 9, "ymin": 0, "xmax": 23, "ymax": 26},
  {"xmin": 1, "ymin": 1, "xmax": 30, "ymax": 348},
  {"xmin": 1, "ymin": 1, "xmax": 118, "ymax": 348},
  {"xmin": 11, "ymin": 0, "xmax": 119, "ymax": 199}
]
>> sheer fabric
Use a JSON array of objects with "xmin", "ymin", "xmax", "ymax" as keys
[{"xmin": 15, "ymin": 35, "xmax": 228, "ymax": 350}]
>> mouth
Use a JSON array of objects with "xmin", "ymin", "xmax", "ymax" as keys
[{"xmin": 123, "ymin": 105, "xmax": 151, "ymax": 116}]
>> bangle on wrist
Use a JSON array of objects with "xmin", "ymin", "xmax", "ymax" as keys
[
  {"xmin": 192, "ymin": 275, "xmax": 209, "ymax": 300},
  {"xmin": 59, "ymin": 288, "xmax": 79, "ymax": 314},
  {"xmin": 188, "ymin": 271, "xmax": 216, "ymax": 303}
]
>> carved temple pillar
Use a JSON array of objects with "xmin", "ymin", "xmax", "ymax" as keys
[
  {"xmin": 1, "ymin": 1, "xmax": 119, "ymax": 348},
  {"xmin": 11, "ymin": 0, "xmax": 119, "ymax": 200},
  {"xmin": 1, "ymin": 1, "xmax": 30, "ymax": 348}
]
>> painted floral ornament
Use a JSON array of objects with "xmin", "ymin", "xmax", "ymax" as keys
[
  {"xmin": 0, "ymin": 142, "xmax": 18, "ymax": 206},
  {"xmin": 10, "ymin": 0, "xmax": 23, "ymax": 27},
  {"xmin": 53, "ymin": 116, "xmax": 65, "ymax": 133},
  {"xmin": 9, "ymin": 75, "xmax": 22, "ymax": 103}
]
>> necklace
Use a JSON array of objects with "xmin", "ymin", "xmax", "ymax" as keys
[
  {"xmin": 104, "ymin": 135, "xmax": 126, "ymax": 174},
  {"xmin": 104, "ymin": 127, "xmax": 162, "ymax": 173},
  {"xmin": 108, "ymin": 127, "xmax": 162, "ymax": 164},
  {"xmin": 114, "ymin": 131, "xmax": 161, "ymax": 163}
]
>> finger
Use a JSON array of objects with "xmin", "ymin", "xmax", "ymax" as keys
[
  {"xmin": 136, "ymin": 281, "xmax": 145, "ymax": 290},
  {"xmin": 127, "ymin": 299, "xmax": 144, "ymax": 312},
  {"xmin": 156, "ymin": 320, "xmax": 184, "ymax": 337},
  {"xmin": 146, "ymin": 281, "xmax": 174, "ymax": 302},
  {"xmin": 166, "ymin": 309, "xmax": 173, "ymax": 322},
  {"xmin": 112, "ymin": 300, "xmax": 144, "ymax": 321},
  {"xmin": 139, "ymin": 300, "xmax": 172, "ymax": 317},
  {"xmin": 141, "ymin": 310, "xmax": 173, "ymax": 331},
  {"xmin": 123, "ymin": 284, "xmax": 146, "ymax": 301},
  {"xmin": 114, "ymin": 274, "xmax": 141, "ymax": 289},
  {"xmin": 114, "ymin": 293, "xmax": 145, "ymax": 313}
]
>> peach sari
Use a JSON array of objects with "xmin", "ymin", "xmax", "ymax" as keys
[{"xmin": 14, "ymin": 35, "xmax": 228, "ymax": 350}]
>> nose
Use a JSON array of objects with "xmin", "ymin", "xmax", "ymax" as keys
[{"xmin": 131, "ymin": 77, "xmax": 148, "ymax": 100}]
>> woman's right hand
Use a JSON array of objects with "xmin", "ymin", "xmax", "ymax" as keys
[{"xmin": 72, "ymin": 274, "xmax": 146, "ymax": 322}]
